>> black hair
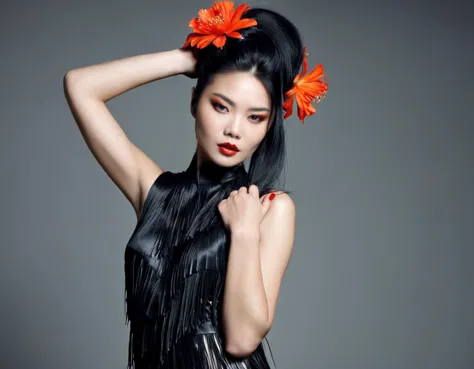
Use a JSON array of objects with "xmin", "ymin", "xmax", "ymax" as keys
[{"xmin": 187, "ymin": 7, "xmax": 304, "ymax": 197}]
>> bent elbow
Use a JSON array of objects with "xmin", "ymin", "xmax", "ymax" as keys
[{"xmin": 63, "ymin": 70, "xmax": 81, "ymax": 91}]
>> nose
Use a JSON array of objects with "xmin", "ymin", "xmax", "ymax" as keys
[{"xmin": 224, "ymin": 116, "xmax": 242, "ymax": 139}]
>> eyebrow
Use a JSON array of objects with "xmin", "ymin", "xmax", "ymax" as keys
[{"xmin": 212, "ymin": 93, "xmax": 270, "ymax": 112}]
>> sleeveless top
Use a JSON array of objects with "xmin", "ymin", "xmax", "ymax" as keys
[{"xmin": 124, "ymin": 153, "xmax": 274, "ymax": 369}]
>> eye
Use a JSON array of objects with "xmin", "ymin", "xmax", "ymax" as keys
[
  {"xmin": 212, "ymin": 101, "xmax": 228, "ymax": 113},
  {"xmin": 249, "ymin": 115, "xmax": 266, "ymax": 123}
]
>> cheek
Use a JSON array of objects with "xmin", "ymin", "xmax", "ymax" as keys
[
  {"xmin": 197, "ymin": 107, "xmax": 221, "ymax": 134},
  {"xmin": 254, "ymin": 126, "xmax": 268, "ymax": 144},
  {"xmin": 195, "ymin": 115, "xmax": 217, "ymax": 143},
  {"xmin": 194, "ymin": 120, "xmax": 207, "ymax": 143},
  {"xmin": 246, "ymin": 132, "xmax": 267, "ymax": 154}
]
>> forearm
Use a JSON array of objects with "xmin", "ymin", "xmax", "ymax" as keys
[
  {"xmin": 65, "ymin": 48, "xmax": 194, "ymax": 102},
  {"xmin": 222, "ymin": 228, "xmax": 269, "ymax": 355}
]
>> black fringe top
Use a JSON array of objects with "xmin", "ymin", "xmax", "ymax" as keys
[{"xmin": 124, "ymin": 153, "xmax": 274, "ymax": 369}]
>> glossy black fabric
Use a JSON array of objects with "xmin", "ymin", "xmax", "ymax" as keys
[{"xmin": 124, "ymin": 153, "xmax": 274, "ymax": 369}]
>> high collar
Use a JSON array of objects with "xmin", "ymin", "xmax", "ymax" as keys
[{"xmin": 185, "ymin": 153, "xmax": 247, "ymax": 185}]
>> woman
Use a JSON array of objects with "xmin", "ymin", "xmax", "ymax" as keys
[{"xmin": 63, "ymin": 2, "xmax": 327, "ymax": 368}]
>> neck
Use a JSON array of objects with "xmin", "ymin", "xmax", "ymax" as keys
[{"xmin": 185, "ymin": 152, "xmax": 245, "ymax": 185}]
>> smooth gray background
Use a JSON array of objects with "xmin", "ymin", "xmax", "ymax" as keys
[{"xmin": 1, "ymin": 0, "xmax": 473, "ymax": 369}]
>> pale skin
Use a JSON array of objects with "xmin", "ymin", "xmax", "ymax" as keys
[
  {"xmin": 193, "ymin": 70, "xmax": 296, "ymax": 356},
  {"xmin": 63, "ymin": 48, "xmax": 295, "ymax": 358}
]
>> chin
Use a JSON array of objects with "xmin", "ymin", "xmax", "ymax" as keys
[
  {"xmin": 211, "ymin": 146, "xmax": 240, "ymax": 166},
  {"xmin": 214, "ymin": 154, "xmax": 239, "ymax": 167}
]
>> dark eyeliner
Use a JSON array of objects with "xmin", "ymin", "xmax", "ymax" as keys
[{"xmin": 211, "ymin": 100, "xmax": 228, "ymax": 112}]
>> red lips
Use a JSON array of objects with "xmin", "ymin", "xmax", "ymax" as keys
[{"xmin": 218, "ymin": 142, "xmax": 240, "ymax": 151}]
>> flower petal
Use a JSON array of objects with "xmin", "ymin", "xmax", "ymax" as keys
[
  {"xmin": 220, "ymin": 0, "xmax": 235, "ymax": 17},
  {"xmin": 189, "ymin": 18, "xmax": 207, "ymax": 33},
  {"xmin": 282, "ymin": 96, "xmax": 294, "ymax": 119},
  {"xmin": 212, "ymin": 35, "xmax": 227, "ymax": 48},
  {"xmin": 284, "ymin": 86, "xmax": 297, "ymax": 99},
  {"xmin": 197, "ymin": 9, "xmax": 210, "ymax": 22},
  {"xmin": 295, "ymin": 89, "xmax": 316, "ymax": 123},
  {"xmin": 226, "ymin": 31, "xmax": 243, "ymax": 39},
  {"xmin": 298, "ymin": 81, "xmax": 327, "ymax": 98},
  {"xmin": 189, "ymin": 18, "xmax": 198, "ymax": 30},
  {"xmin": 231, "ymin": 3, "xmax": 251, "ymax": 24},
  {"xmin": 230, "ymin": 18, "xmax": 258, "ymax": 32},
  {"xmin": 301, "ymin": 46, "xmax": 309, "ymax": 77},
  {"xmin": 195, "ymin": 34, "xmax": 217, "ymax": 48},
  {"xmin": 183, "ymin": 33, "xmax": 202, "ymax": 47},
  {"xmin": 304, "ymin": 64, "xmax": 326, "ymax": 81}
]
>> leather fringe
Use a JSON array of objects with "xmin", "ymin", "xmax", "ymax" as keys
[
  {"xmin": 124, "ymin": 168, "xmax": 278, "ymax": 369},
  {"xmin": 125, "ymin": 247, "xmax": 225, "ymax": 367}
]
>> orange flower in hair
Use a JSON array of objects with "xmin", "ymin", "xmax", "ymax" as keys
[
  {"xmin": 283, "ymin": 47, "xmax": 328, "ymax": 124},
  {"xmin": 183, "ymin": 1, "xmax": 257, "ymax": 49}
]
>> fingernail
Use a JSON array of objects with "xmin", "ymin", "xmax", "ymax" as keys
[{"xmin": 269, "ymin": 193, "xmax": 275, "ymax": 201}]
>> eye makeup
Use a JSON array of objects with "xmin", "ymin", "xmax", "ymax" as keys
[
  {"xmin": 211, "ymin": 99, "xmax": 228, "ymax": 112},
  {"xmin": 210, "ymin": 98, "xmax": 268, "ymax": 123}
]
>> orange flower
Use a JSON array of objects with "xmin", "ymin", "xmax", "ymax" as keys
[
  {"xmin": 183, "ymin": 1, "xmax": 257, "ymax": 49},
  {"xmin": 283, "ymin": 47, "xmax": 328, "ymax": 124}
]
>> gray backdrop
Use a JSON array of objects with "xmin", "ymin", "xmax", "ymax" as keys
[{"xmin": 1, "ymin": 0, "xmax": 473, "ymax": 368}]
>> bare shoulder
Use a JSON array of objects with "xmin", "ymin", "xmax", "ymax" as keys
[
  {"xmin": 268, "ymin": 192, "xmax": 295, "ymax": 215},
  {"xmin": 260, "ymin": 191, "xmax": 296, "ymax": 231}
]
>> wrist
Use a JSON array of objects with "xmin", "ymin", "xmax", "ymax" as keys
[
  {"xmin": 230, "ymin": 225, "xmax": 260, "ymax": 242},
  {"xmin": 176, "ymin": 48, "xmax": 196, "ymax": 75}
]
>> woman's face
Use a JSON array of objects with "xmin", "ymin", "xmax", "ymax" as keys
[{"xmin": 192, "ymin": 71, "xmax": 272, "ymax": 168}]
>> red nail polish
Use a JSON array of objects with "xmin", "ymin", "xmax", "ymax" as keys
[{"xmin": 269, "ymin": 193, "xmax": 275, "ymax": 201}]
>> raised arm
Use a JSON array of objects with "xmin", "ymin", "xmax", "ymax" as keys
[{"xmin": 63, "ymin": 48, "xmax": 196, "ymax": 219}]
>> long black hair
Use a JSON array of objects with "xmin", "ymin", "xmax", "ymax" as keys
[
  {"xmin": 187, "ymin": 7, "xmax": 305, "ymax": 196},
  {"xmin": 124, "ymin": 9, "xmax": 306, "ymax": 369}
]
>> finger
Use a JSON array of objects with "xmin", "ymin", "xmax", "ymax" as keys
[
  {"xmin": 261, "ymin": 193, "xmax": 272, "ymax": 216},
  {"xmin": 229, "ymin": 190, "xmax": 238, "ymax": 197},
  {"xmin": 238, "ymin": 186, "xmax": 248, "ymax": 193},
  {"xmin": 249, "ymin": 184, "xmax": 259, "ymax": 198},
  {"xmin": 217, "ymin": 199, "xmax": 226, "ymax": 212}
]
